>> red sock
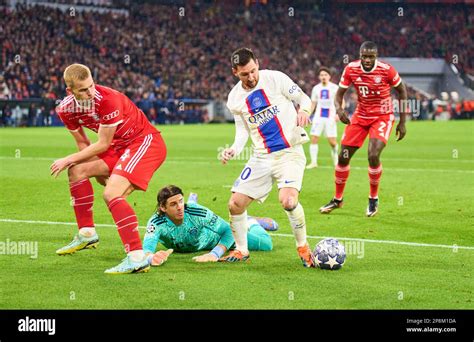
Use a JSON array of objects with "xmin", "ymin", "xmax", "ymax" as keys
[
  {"xmin": 69, "ymin": 179, "xmax": 94, "ymax": 229},
  {"xmin": 107, "ymin": 197, "xmax": 142, "ymax": 253},
  {"xmin": 368, "ymin": 165, "xmax": 383, "ymax": 198},
  {"xmin": 334, "ymin": 164, "xmax": 350, "ymax": 200}
]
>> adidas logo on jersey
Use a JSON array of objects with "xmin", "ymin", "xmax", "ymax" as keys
[
  {"xmin": 115, "ymin": 164, "xmax": 122, "ymax": 170},
  {"xmin": 356, "ymin": 77, "xmax": 363, "ymax": 82}
]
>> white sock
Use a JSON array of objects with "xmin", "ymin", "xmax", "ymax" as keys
[
  {"xmin": 331, "ymin": 144, "xmax": 339, "ymax": 166},
  {"xmin": 285, "ymin": 203, "xmax": 307, "ymax": 247},
  {"xmin": 79, "ymin": 227, "xmax": 96, "ymax": 237},
  {"xmin": 230, "ymin": 211, "xmax": 249, "ymax": 255},
  {"xmin": 309, "ymin": 144, "xmax": 319, "ymax": 164},
  {"xmin": 128, "ymin": 249, "xmax": 146, "ymax": 262}
]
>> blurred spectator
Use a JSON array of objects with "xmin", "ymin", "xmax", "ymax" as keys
[
  {"xmin": 0, "ymin": 2, "xmax": 472, "ymax": 126},
  {"xmin": 0, "ymin": 76, "xmax": 12, "ymax": 99}
]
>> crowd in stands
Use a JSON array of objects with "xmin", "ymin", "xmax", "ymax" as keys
[{"xmin": 1, "ymin": 2, "xmax": 473, "ymax": 126}]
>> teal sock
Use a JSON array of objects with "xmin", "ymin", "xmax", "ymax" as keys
[{"xmin": 247, "ymin": 224, "xmax": 273, "ymax": 251}]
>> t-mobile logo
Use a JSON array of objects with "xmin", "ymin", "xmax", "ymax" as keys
[{"xmin": 18, "ymin": 316, "xmax": 56, "ymax": 335}]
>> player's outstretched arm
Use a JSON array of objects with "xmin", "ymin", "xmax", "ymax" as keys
[
  {"xmin": 335, "ymin": 87, "xmax": 350, "ymax": 125},
  {"xmin": 148, "ymin": 249, "xmax": 173, "ymax": 266},
  {"xmin": 193, "ymin": 244, "xmax": 227, "ymax": 262},
  {"xmin": 50, "ymin": 125, "xmax": 116, "ymax": 178},
  {"xmin": 394, "ymin": 82, "xmax": 408, "ymax": 141},
  {"xmin": 221, "ymin": 115, "xmax": 248, "ymax": 165}
]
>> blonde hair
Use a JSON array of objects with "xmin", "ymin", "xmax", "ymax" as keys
[{"xmin": 63, "ymin": 64, "xmax": 92, "ymax": 88}]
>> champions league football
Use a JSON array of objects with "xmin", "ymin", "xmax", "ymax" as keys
[{"xmin": 312, "ymin": 238, "xmax": 346, "ymax": 270}]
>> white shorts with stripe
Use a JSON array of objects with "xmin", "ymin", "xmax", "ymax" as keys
[{"xmin": 231, "ymin": 144, "xmax": 306, "ymax": 203}]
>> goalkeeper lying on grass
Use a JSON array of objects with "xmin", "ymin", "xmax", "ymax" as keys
[{"xmin": 143, "ymin": 185, "xmax": 277, "ymax": 265}]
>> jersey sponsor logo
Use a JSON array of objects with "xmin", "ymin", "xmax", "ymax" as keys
[
  {"xmin": 245, "ymin": 88, "xmax": 290, "ymax": 153},
  {"xmin": 103, "ymin": 109, "xmax": 120, "ymax": 121},
  {"xmin": 358, "ymin": 86, "xmax": 369, "ymax": 97},
  {"xmin": 247, "ymin": 105, "xmax": 280, "ymax": 126}
]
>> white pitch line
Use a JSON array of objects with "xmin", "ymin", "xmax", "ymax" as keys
[
  {"xmin": 270, "ymin": 233, "xmax": 474, "ymax": 250},
  {"xmin": 1, "ymin": 218, "xmax": 473, "ymax": 251},
  {"xmin": 1, "ymin": 156, "xmax": 472, "ymax": 173}
]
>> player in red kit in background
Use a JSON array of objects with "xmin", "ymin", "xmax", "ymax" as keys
[
  {"xmin": 51, "ymin": 64, "xmax": 167, "ymax": 274},
  {"xmin": 320, "ymin": 41, "xmax": 407, "ymax": 217}
]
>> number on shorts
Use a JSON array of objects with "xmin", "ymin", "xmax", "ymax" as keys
[
  {"xmin": 378, "ymin": 121, "xmax": 386, "ymax": 137},
  {"xmin": 240, "ymin": 167, "xmax": 251, "ymax": 180}
]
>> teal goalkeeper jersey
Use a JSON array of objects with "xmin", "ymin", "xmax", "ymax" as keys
[{"xmin": 143, "ymin": 203, "xmax": 235, "ymax": 253}]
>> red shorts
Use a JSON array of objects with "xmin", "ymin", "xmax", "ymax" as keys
[
  {"xmin": 341, "ymin": 114, "xmax": 395, "ymax": 148},
  {"xmin": 98, "ymin": 132, "xmax": 167, "ymax": 191}
]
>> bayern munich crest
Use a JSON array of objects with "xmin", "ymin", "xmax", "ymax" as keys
[{"xmin": 374, "ymin": 76, "xmax": 382, "ymax": 84}]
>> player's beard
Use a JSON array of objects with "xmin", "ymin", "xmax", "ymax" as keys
[
  {"xmin": 245, "ymin": 78, "xmax": 258, "ymax": 89},
  {"xmin": 362, "ymin": 60, "xmax": 376, "ymax": 71}
]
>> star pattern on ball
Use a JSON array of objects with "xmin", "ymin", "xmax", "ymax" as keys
[
  {"xmin": 314, "ymin": 255, "xmax": 322, "ymax": 267},
  {"xmin": 325, "ymin": 255, "xmax": 339, "ymax": 269}
]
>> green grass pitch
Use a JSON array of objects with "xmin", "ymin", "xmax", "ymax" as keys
[{"xmin": 0, "ymin": 121, "xmax": 472, "ymax": 309}]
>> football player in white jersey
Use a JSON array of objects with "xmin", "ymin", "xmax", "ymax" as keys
[
  {"xmin": 219, "ymin": 48, "xmax": 314, "ymax": 267},
  {"xmin": 307, "ymin": 67, "xmax": 341, "ymax": 169}
]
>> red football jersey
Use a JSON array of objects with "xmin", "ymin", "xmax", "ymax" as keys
[
  {"xmin": 56, "ymin": 85, "xmax": 157, "ymax": 149},
  {"xmin": 339, "ymin": 60, "xmax": 402, "ymax": 117}
]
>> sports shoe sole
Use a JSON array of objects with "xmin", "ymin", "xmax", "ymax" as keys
[
  {"xmin": 319, "ymin": 202, "xmax": 343, "ymax": 214},
  {"xmin": 104, "ymin": 264, "xmax": 151, "ymax": 275},
  {"xmin": 366, "ymin": 208, "xmax": 378, "ymax": 217},
  {"xmin": 56, "ymin": 240, "xmax": 99, "ymax": 256}
]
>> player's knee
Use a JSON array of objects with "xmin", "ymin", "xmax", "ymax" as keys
[
  {"xmin": 338, "ymin": 155, "xmax": 350, "ymax": 166},
  {"xmin": 102, "ymin": 188, "xmax": 116, "ymax": 204},
  {"xmin": 368, "ymin": 152, "xmax": 380, "ymax": 166},
  {"xmin": 281, "ymin": 196, "xmax": 297, "ymax": 211},
  {"xmin": 95, "ymin": 176, "xmax": 107, "ymax": 187},
  {"xmin": 67, "ymin": 164, "xmax": 86, "ymax": 182},
  {"xmin": 228, "ymin": 199, "xmax": 245, "ymax": 215}
]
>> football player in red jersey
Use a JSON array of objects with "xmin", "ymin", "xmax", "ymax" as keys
[
  {"xmin": 320, "ymin": 41, "xmax": 407, "ymax": 217},
  {"xmin": 50, "ymin": 64, "xmax": 167, "ymax": 274}
]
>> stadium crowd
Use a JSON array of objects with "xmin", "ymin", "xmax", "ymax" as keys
[{"xmin": 1, "ymin": 2, "xmax": 473, "ymax": 126}]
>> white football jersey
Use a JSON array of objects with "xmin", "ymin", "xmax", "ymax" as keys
[
  {"xmin": 311, "ymin": 81, "xmax": 339, "ymax": 120},
  {"xmin": 227, "ymin": 69, "xmax": 311, "ymax": 155}
]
